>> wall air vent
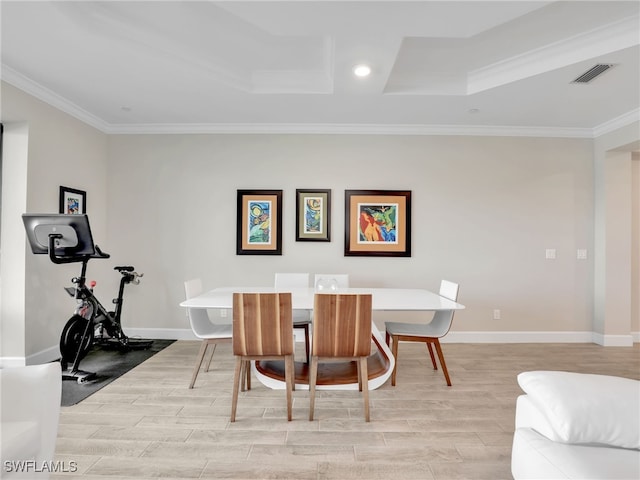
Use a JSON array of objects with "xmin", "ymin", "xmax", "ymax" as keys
[{"xmin": 571, "ymin": 64, "xmax": 614, "ymax": 83}]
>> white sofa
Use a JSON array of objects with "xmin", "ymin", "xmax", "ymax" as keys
[
  {"xmin": 0, "ymin": 362, "xmax": 62, "ymax": 479},
  {"xmin": 511, "ymin": 370, "xmax": 640, "ymax": 480}
]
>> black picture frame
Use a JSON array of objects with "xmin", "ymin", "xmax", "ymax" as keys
[
  {"xmin": 296, "ymin": 189, "xmax": 331, "ymax": 242},
  {"xmin": 236, "ymin": 189, "xmax": 283, "ymax": 255},
  {"xmin": 345, "ymin": 189, "xmax": 411, "ymax": 257},
  {"xmin": 59, "ymin": 186, "xmax": 86, "ymax": 215}
]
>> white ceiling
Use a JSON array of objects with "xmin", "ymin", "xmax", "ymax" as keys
[{"xmin": 1, "ymin": 1, "xmax": 639, "ymax": 137}]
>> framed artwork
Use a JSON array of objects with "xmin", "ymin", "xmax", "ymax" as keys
[
  {"xmin": 296, "ymin": 189, "xmax": 331, "ymax": 242},
  {"xmin": 344, "ymin": 190, "xmax": 411, "ymax": 257},
  {"xmin": 59, "ymin": 186, "xmax": 86, "ymax": 215},
  {"xmin": 236, "ymin": 189, "xmax": 283, "ymax": 255}
]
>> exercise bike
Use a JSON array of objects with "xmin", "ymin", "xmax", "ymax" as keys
[
  {"xmin": 59, "ymin": 251, "xmax": 153, "ymax": 382},
  {"xmin": 21, "ymin": 213, "xmax": 153, "ymax": 383}
]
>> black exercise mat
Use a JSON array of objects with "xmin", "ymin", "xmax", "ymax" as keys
[{"xmin": 60, "ymin": 339, "xmax": 174, "ymax": 406}]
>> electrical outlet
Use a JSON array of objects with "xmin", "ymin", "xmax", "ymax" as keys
[
  {"xmin": 493, "ymin": 309, "xmax": 501, "ymax": 320},
  {"xmin": 577, "ymin": 249, "xmax": 587, "ymax": 260},
  {"xmin": 220, "ymin": 309, "xmax": 227, "ymax": 318}
]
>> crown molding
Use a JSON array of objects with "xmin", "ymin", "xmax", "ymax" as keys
[
  {"xmin": 103, "ymin": 122, "xmax": 594, "ymax": 138},
  {"xmin": 592, "ymin": 108, "xmax": 640, "ymax": 138},
  {"xmin": 1, "ymin": 65, "xmax": 110, "ymax": 132}
]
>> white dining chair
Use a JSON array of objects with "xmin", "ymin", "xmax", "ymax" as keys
[
  {"xmin": 184, "ymin": 279, "xmax": 233, "ymax": 389},
  {"xmin": 385, "ymin": 280, "xmax": 459, "ymax": 386},
  {"xmin": 313, "ymin": 273, "xmax": 350, "ymax": 291},
  {"xmin": 274, "ymin": 273, "xmax": 311, "ymax": 363}
]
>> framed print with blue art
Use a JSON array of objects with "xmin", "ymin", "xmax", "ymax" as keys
[
  {"xmin": 59, "ymin": 186, "xmax": 86, "ymax": 214},
  {"xmin": 236, "ymin": 189, "xmax": 282, "ymax": 255},
  {"xmin": 296, "ymin": 189, "xmax": 331, "ymax": 242},
  {"xmin": 344, "ymin": 190, "xmax": 411, "ymax": 257}
]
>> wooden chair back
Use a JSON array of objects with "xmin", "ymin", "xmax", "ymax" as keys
[
  {"xmin": 312, "ymin": 293, "xmax": 372, "ymax": 358},
  {"xmin": 233, "ymin": 292, "xmax": 294, "ymax": 356}
]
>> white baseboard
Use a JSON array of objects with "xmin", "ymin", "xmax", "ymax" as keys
[
  {"xmin": 443, "ymin": 331, "xmax": 595, "ymax": 343},
  {"xmin": 0, "ymin": 357, "xmax": 27, "ymax": 368},
  {"xmin": 590, "ymin": 332, "xmax": 635, "ymax": 347},
  {"xmin": 3, "ymin": 329, "xmax": 636, "ymax": 368}
]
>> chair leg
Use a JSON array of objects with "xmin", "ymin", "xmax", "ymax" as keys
[
  {"xmin": 309, "ymin": 356, "xmax": 319, "ymax": 421},
  {"xmin": 303, "ymin": 325, "xmax": 310, "ymax": 364},
  {"xmin": 204, "ymin": 343, "xmax": 217, "ymax": 372},
  {"xmin": 433, "ymin": 339, "xmax": 452, "ymax": 386},
  {"xmin": 189, "ymin": 340, "xmax": 209, "ymax": 389},
  {"xmin": 360, "ymin": 357, "xmax": 370, "ymax": 422},
  {"xmin": 231, "ymin": 356, "xmax": 243, "ymax": 422},
  {"xmin": 240, "ymin": 360, "xmax": 251, "ymax": 392},
  {"xmin": 426, "ymin": 342, "xmax": 438, "ymax": 370},
  {"xmin": 390, "ymin": 335, "xmax": 399, "ymax": 386},
  {"xmin": 284, "ymin": 354, "xmax": 293, "ymax": 421}
]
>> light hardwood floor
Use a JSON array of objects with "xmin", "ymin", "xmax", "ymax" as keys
[{"xmin": 52, "ymin": 340, "xmax": 640, "ymax": 480}]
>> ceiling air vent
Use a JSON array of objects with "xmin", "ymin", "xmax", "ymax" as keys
[{"xmin": 571, "ymin": 64, "xmax": 614, "ymax": 83}]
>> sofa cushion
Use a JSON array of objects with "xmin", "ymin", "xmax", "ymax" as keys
[{"xmin": 517, "ymin": 371, "xmax": 640, "ymax": 449}]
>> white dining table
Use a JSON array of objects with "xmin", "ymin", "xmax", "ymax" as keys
[{"xmin": 180, "ymin": 286, "xmax": 465, "ymax": 390}]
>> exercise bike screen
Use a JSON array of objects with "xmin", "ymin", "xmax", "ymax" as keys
[{"xmin": 22, "ymin": 213, "xmax": 96, "ymax": 256}]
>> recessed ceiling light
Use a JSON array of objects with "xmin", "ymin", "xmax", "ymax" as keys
[
  {"xmin": 353, "ymin": 64, "xmax": 371, "ymax": 77},
  {"xmin": 468, "ymin": 108, "xmax": 480, "ymax": 114}
]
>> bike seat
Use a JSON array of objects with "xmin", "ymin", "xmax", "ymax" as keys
[{"xmin": 114, "ymin": 266, "xmax": 135, "ymax": 272}]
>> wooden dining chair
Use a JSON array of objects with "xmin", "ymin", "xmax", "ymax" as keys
[
  {"xmin": 184, "ymin": 279, "xmax": 232, "ymax": 389},
  {"xmin": 309, "ymin": 293, "xmax": 372, "ymax": 422},
  {"xmin": 385, "ymin": 280, "xmax": 459, "ymax": 386},
  {"xmin": 231, "ymin": 292, "xmax": 295, "ymax": 422},
  {"xmin": 274, "ymin": 273, "xmax": 311, "ymax": 363}
]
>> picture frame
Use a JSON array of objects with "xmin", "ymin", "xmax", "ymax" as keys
[
  {"xmin": 344, "ymin": 190, "xmax": 411, "ymax": 257},
  {"xmin": 296, "ymin": 189, "xmax": 331, "ymax": 242},
  {"xmin": 236, "ymin": 189, "xmax": 283, "ymax": 255},
  {"xmin": 59, "ymin": 186, "xmax": 86, "ymax": 215}
]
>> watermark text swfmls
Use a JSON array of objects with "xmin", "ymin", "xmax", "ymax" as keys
[{"xmin": 4, "ymin": 460, "xmax": 78, "ymax": 474}]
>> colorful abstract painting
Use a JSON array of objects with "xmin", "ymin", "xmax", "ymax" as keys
[
  {"xmin": 345, "ymin": 190, "xmax": 411, "ymax": 257},
  {"xmin": 357, "ymin": 203, "xmax": 398, "ymax": 244},
  {"xmin": 247, "ymin": 200, "xmax": 271, "ymax": 244},
  {"xmin": 237, "ymin": 190, "xmax": 282, "ymax": 255},
  {"xmin": 304, "ymin": 197, "xmax": 323, "ymax": 234}
]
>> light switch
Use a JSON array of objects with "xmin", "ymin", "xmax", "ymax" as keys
[
  {"xmin": 545, "ymin": 249, "xmax": 556, "ymax": 260},
  {"xmin": 577, "ymin": 249, "xmax": 587, "ymax": 260}
]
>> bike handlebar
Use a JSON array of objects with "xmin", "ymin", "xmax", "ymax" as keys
[{"xmin": 94, "ymin": 245, "xmax": 110, "ymax": 259}]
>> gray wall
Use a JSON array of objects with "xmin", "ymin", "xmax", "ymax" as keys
[{"xmin": 106, "ymin": 134, "xmax": 595, "ymax": 337}]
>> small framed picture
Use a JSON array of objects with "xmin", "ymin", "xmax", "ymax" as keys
[
  {"xmin": 59, "ymin": 186, "xmax": 86, "ymax": 215},
  {"xmin": 296, "ymin": 189, "xmax": 331, "ymax": 242},
  {"xmin": 236, "ymin": 189, "xmax": 283, "ymax": 255},
  {"xmin": 345, "ymin": 189, "xmax": 411, "ymax": 257}
]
